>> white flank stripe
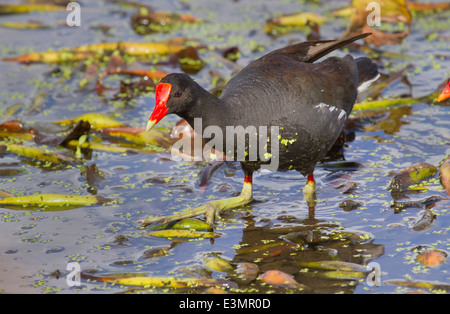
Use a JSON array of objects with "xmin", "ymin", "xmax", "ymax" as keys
[{"xmin": 315, "ymin": 102, "xmax": 347, "ymax": 120}]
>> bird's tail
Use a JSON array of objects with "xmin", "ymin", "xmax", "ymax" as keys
[
  {"xmin": 274, "ymin": 33, "xmax": 372, "ymax": 63},
  {"xmin": 355, "ymin": 57, "xmax": 380, "ymax": 93}
]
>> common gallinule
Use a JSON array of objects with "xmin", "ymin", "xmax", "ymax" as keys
[{"xmin": 141, "ymin": 33, "xmax": 379, "ymax": 226}]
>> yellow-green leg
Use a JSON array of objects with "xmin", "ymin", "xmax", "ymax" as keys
[
  {"xmin": 204, "ymin": 175, "xmax": 252, "ymax": 226},
  {"xmin": 302, "ymin": 173, "xmax": 317, "ymax": 208},
  {"xmin": 139, "ymin": 172, "xmax": 253, "ymax": 227}
]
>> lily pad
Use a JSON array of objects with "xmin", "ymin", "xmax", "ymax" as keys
[{"xmin": 389, "ymin": 162, "xmax": 438, "ymax": 193}]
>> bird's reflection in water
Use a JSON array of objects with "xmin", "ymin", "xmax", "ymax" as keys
[{"xmin": 228, "ymin": 209, "xmax": 385, "ymax": 293}]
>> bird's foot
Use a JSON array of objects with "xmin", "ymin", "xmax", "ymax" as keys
[
  {"xmin": 203, "ymin": 188, "xmax": 252, "ymax": 226},
  {"xmin": 138, "ymin": 182, "xmax": 253, "ymax": 228}
]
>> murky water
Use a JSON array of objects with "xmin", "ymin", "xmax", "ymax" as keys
[{"xmin": 0, "ymin": 0, "xmax": 449, "ymax": 294}]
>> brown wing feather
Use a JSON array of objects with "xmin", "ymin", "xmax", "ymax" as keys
[{"xmin": 264, "ymin": 33, "xmax": 371, "ymax": 63}]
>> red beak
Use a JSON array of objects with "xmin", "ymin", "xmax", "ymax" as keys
[
  {"xmin": 438, "ymin": 81, "xmax": 450, "ymax": 102},
  {"xmin": 146, "ymin": 82, "xmax": 172, "ymax": 132}
]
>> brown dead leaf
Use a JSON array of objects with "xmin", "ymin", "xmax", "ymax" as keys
[
  {"xmin": 172, "ymin": 46, "xmax": 206, "ymax": 74},
  {"xmin": 344, "ymin": 0, "xmax": 411, "ymax": 46},
  {"xmin": 406, "ymin": 1, "xmax": 450, "ymax": 12},
  {"xmin": 417, "ymin": 249, "xmax": 447, "ymax": 267},
  {"xmin": 0, "ymin": 120, "xmax": 27, "ymax": 132},
  {"xmin": 85, "ymin": 163, "xmax": 105, "ymax": 193},
  {"xmin": 259, "ymin": 270, "xmax": 307, "ymax": 289}
]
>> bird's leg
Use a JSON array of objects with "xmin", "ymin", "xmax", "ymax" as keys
[
  {"xmin": 302, "ymin": 173, "xmax": 316, "ymax": 208},
  {"xmin": 138, "ymin": 167, "xmax": 253, "ymax": 227},
  {"xmin": 203, "ymin": 174, "xmax": 252, "ymax": 226}
]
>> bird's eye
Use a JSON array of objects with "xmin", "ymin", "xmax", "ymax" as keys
[{"xmin": 174, "ymin": 91, "xmax": 182, "ymax": 98}]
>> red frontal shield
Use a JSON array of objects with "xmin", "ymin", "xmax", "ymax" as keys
[
  {"xmin": 146, "ymin": 82, "xmax": 172, "ymax": 132},
  {"xmin": 438, "ymin": 81, "xmax": 450, "ymax": 102}
]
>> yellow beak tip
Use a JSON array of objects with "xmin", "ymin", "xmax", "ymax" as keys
[
  {"xmin": 146, "ymin": 120, "xmax": 156, "ymax": 133},
  {"xmin": 438, "ymin": 95, "xmax": 448, "ymax": 102}
]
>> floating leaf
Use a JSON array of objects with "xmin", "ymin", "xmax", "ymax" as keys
[
  {"xmin": 0, "ymin": 21, "xmax": 51, "ymax": 29},
  {"xmin": 406, "ymin": 1, "xmax": 450, "ymax": 12},
  {"xmin": 338, "ymin": 181, "xmax": 358, "ymax": 194},
  {"xmin": 0, "ymin": 120, "xmax": 27, "ymax": 132},
  {"xmin": 259, "ymin": 270, "xmax": 306, "ymax": 289},
  {"xmin": 417, "ymin": 249, "xmax": 447, "ymax": 267},
  {"xmin": 334, "ymin": 1, "xmax": 450, "ymax": 17},
  {"xmin": 64, "ymin": 138, "xmax": 153, "ymax": 155},
  {"xmin": 81, "ymin": 272, "xmax": 236, "ymax": 289},
  {"xmin": 83, "ymin": 163, "xmax": 105, "ymax": 192},
  {"xmin": 410, "ymin": 209, "xmax": 436, "ymax": 231},
  {"xmin": 282, "ymin": 229, "xmax": 372, "ymax": 246},
  {"xmin": 0, "ymin": 190, "xmax": 14, "ymax": 197},
  {"xmin": 344, "ymin": 0, "xmax": 411, "ymax": 46},
  {"xmin": 299, "ymin": 261, "xmax": 368, "ymax": 272},
  {"xmin": 203, "ymin": 254, "xmax": 234, "ymax": 273},
  {"xmin": 3, "ymin": 50, "xmax": 94, "ymax": 64},
  {"xmin": 339, "ymin": 199, "xmax": 363, "ymax": 211},
  {"xmin": 27, "ymin": 91, "xmax": 47, "ymax": 116},
  {"xmin": 142, "ymin": 246, "xmax": 171, "ymax": 259},
  {"xmin": 391, "ymin": 195, "xmax": 445, "ymax": 213},
  {"xmin": 233, "ymin": 263, "xmax": 260, "ymax": 285},
  {"xmin": 354, "ymin": 98, "xmax": 415, "ymax": 112},
  {"xmin": 0, "ymin": 168, "xmax": 26, "ymax": 176},
  {"xmin": 269, "ymin": 12, "xmax": 327, "ymax": 27},
  {"xmin": 0, "ymin": 4, "xmax": 65, "ymax": 15},
  {"xmin": 264, "ymin": 12, "xmax": 325, "ymax": 37},
  {"xmin": 99, "ymin": 127, "xmax": 173, "ymax": 146},
  {"xmin": 146, "ymin": 229, "xmax": 220, "ymax": 238},
  {"xmin": 53, "ymin": 113, "xmax": 126, "ymax": 130},
  {"xmin": 440, "ymin": 156, "xmax": 450, "ymax": 195},
  {"xmin": 131, "ymin": 7, "xmax": 200, "ymax": 35},
  {"xmin": 353, "ymin": 92, "xmax": 437, "ymax": 112},
  {"xmin": 151, "ymin": 218, "xmax": 211, "ymax": 231},
  {"xmin": 300, "ymin": 261, "xmax": 373, "ymax": 282},
  {"xmin": 72, "ymin": 40, "xmax": 186, "ymax": 56},
  {"xmin": 0, "ymin": 131, "xmax": 34, "ymax": 142},
  {"xmin": 1, "ymin": 143, "xmax": 75, "ymax": 165},
  {"xmin": 58, "ymin": 120, "xmax": 91, "ymax": 148},
  {"xmin": 174, "ymin": 47, "xmax": 206, "ymax": 74},
  {"xmin": 236, "ymin": 239, "xmax": 296, "ymax": 254},
  {"xmin": 385, "ymin": 279, "xmax": 450, "ymax": 291},
  {"xmin": 281, "ymin": 232, "xmax": 307, "ymax": 246},
  {"xmin": 4, "ymin": 41, "xmax": 187, "ymax": 64},
  {"xmin": 389, "ymin": 162, "xmax": 438, "ymax": 193},
  {"xmin": 332, "ymin": 6, "xmax": 353, "ymax": 17},
  {"xmin": 0, "ymin": 120, "xmax": 34, "ymax": 141},
  {"xmin": 3, "ymin": 102, "xmax": 25, "ymax": 118},
  {"xmin": 79, "ymin": 62, "xmax": 99, "ymax": 88},
  {"xmin": 0, "ymin": 193, "xmax": 110, "ymax": 208},
  {"xmin": 312, "ymin": 270, "xmax": 368, "ymax": 280},
  {"xmin": 362, "ymin": 106, "xmax": 412, "ymax": 135}
]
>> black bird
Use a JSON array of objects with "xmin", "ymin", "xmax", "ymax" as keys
[{"xmin": 142, "ymin": 33, "xmax": 379, "ymax": 226}]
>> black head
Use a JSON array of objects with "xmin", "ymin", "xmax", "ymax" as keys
[{"xmin": 146, "ymin": 73, "xmax": 201, "ymax": 132}]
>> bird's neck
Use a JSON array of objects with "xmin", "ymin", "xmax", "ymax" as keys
[{"xmin": 179, "ymin": 87, "xmax": 227, "ymax": 130}]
